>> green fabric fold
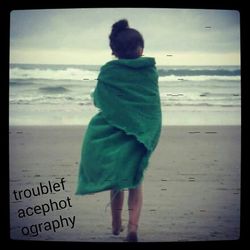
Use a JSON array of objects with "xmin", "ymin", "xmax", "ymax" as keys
[{"xmin": 76, "ymin": 57, "xmax": 162, "ymax": 195}]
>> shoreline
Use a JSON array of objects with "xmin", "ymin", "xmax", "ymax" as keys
[{"xmin": 9, "ymin": 124, "xmax": 241, "ymax": 128}]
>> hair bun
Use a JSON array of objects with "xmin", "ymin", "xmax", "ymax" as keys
[{"xmin": 111, "ymin": 19, "xmax": 129, "ymax": 36}]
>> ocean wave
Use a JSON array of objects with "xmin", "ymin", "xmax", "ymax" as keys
[
  {"xmin": 10, "ymin": 81, "xmax": 35, "ymax": 86},
  {"xmin": 10, "ymin": 67, "xmax": 99, "ymax": 81},
  {"xmin": 199, "ymin": 92, "xmax": 240, "ymax": 97},
  {"xmin": 161, "ymin": 102, "xmax": 241, "ymax": 107},
  {"xmin": 158, "ymin": 68, "xmax": 240, "ymax": 77},
  {"xmin": 39, "ymin": 86, "xmax": 70, "ymax": 93},
  {"xmin": 158, "ymin": 75, "xmax": 241, "ymax": 82},
  {"xmin": 10, "ymin": 93, "xmax": 240, "ymax": 107},
  {"xmin": 10, "ymin": 99, "xmax": 240, "ymax": 108},
  {"xmin": 160, "ymin": 92, "xmax": 241, "ymax": 98},
  {"xmin": 164, "ymin": 97, "xmax": 241, "ymax": 103},
  {"xmin": 9, "ymin": 95, "xmax": 92, "ymax": 105},
  {"xmin": 10, "ymin": 65, "xmax": 241, "ymax": 82}
]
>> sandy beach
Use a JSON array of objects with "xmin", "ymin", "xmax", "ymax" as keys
[{"xmin": 9, "ymin": 125, "xmax": 241, "ymax": 242}]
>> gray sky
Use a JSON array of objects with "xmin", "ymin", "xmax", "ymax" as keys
[{"xmin": 10, "ymin": 8, "xmax": 240, "ymax": 65}]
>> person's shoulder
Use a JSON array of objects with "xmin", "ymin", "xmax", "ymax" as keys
[{"xmin": 100, "ymin": 59, "xmax": 119, "ymax": 70}]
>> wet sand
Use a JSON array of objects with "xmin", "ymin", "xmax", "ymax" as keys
[{"xmin": 9, "ymin": 125, "xmax": 241, "ymax": 242}]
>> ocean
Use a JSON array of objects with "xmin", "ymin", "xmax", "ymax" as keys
[{"xmin": 9, "ymin": 63, "xmax": 241, "ymax": 126}]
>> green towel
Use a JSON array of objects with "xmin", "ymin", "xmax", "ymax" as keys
[{"xmin": 76, "ymin": 57, "xmax": 162, "ymax": 195}]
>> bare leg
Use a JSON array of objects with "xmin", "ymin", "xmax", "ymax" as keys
[
  {"xmin": 126, "ymin": 184, "xmax": 143, "ymax": 241},
  {"xmin": 110, "ymin": 189, "xmax": 124, "ymax": 235}
]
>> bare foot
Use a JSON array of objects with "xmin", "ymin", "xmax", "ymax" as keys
[
  {"xmin": 112, "ymin": 221, "xmax": 124, "ymax": 235},
  {"xmin": 125, "ymin": 223, "xmax": 138, "ymax": 242},
  {"xmin": 125, "ymin": 232, "xmax": 138, "ymax": 242}
]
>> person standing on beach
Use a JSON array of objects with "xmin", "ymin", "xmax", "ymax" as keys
[{"xmin": 76, "ymin": 19, "xmax": 162, "ymax": 242}]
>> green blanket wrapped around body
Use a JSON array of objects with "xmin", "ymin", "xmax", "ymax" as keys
[{"xmin": 76, "ymin": 57, "xmax": 162, "ymax": 195}]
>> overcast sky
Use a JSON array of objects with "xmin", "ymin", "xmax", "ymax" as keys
[{"xmin": 10, "ymin": 8, "xmax": 240, "ymax": 65}]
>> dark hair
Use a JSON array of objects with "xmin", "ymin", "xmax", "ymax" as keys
[{"xmin": 109, "ymin": 19, "xmax": 144, "ymax": 59}]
